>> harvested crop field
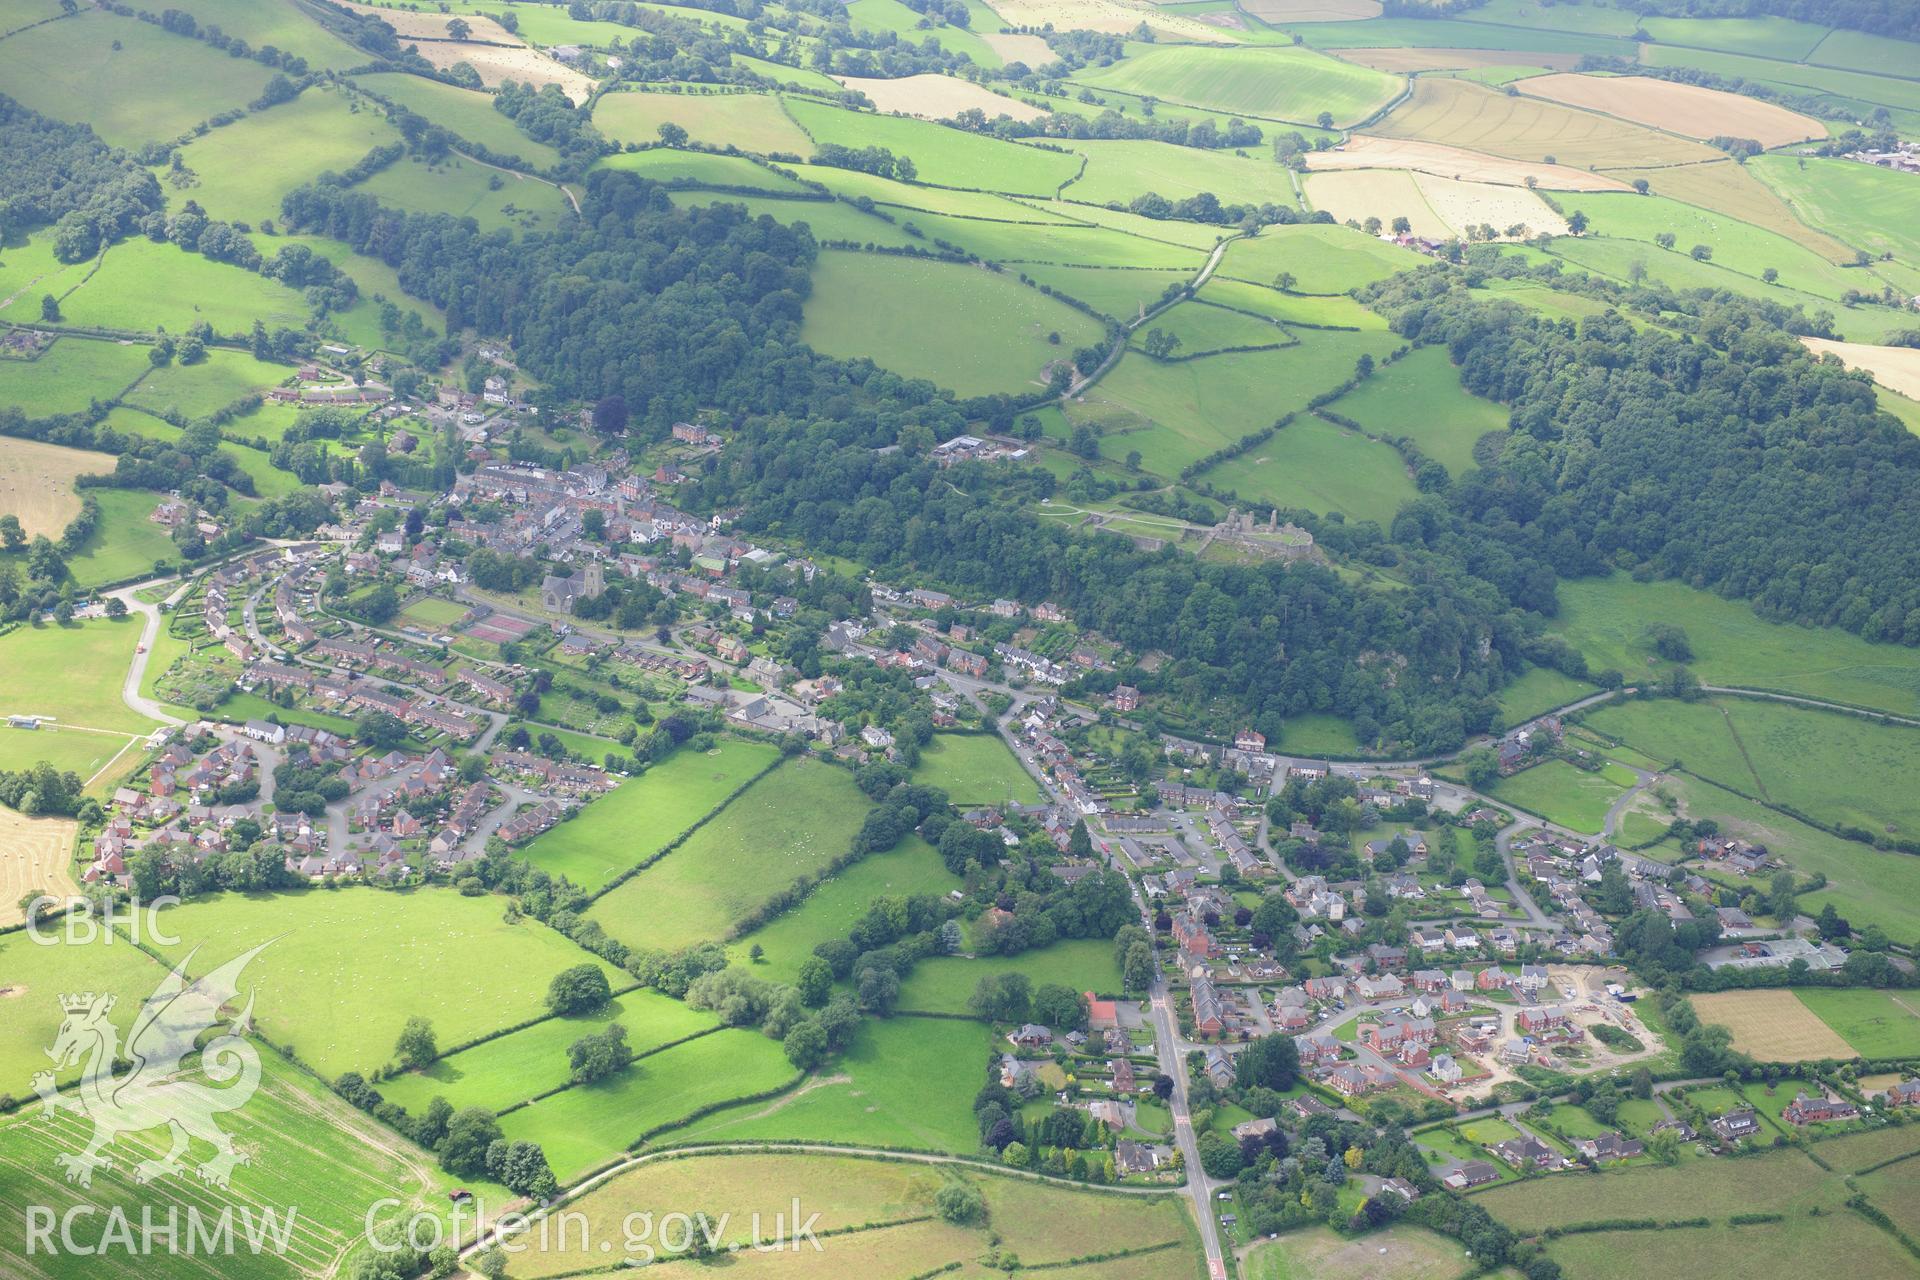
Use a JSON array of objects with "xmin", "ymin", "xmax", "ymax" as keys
[
  {"xmin": 836, "ymin": 73, "xmax": 1047, "ymax": 122},
  {"xmin": 1237, "ymin": 0, "xmax": 1382, "ymax": 20},
  {"xmin": 1072, "ymin": 44, "xmax": 1400, "ymax": 128},
  {"xmin": 1305, "ymin": 170, "xmax": 1449, "ymax": 239},
  {"xmin": 1307, "ymin": 134, "xmax": 1631, "ymax": 190},
  {"xmin": 0, "ymin": 438, "xmax": 109, "ymax": 537},
  {"xmin": 0, "ymin": 808, "xmax": 80, "ymax": 927},
  {"xmin": 1802, "ymin": 337, "xmax": 1920, "ymax": 401},
  {"xmin": 339, "ymin": 1, "xmax": 517, "ymax": 40},
  {"xmin": 1373, "ymin": 78, "xmax": 1714, "ymax": 170},
  {"xmin": 1691, "ymin": 989, "xmax": 1854, "ymax": 1062},
  {"xmin": 979, "ymin": 31, "xmax": 1054, "ymax": 65},
  {"xmin": 1415, "ymin": 172, "xmax": 1567, "ymax": 236},
  {"xmin": 1336, "ymin": 47, "xmax": 1581, "ymax": 72},
  {"xmin": 1516, "ymin": 73, "xmax": 1823, "ymax": 148},
  {"xmin": 412, "ymin": 39, "xmax": 595, "ymax": 101},
  {"xmin": 593, "ymin": 90, "xmax": 812, "ymax": 153},
  {"xmin": 981, "ymin": 0, "xmax": 1220, "ymax": 38}
]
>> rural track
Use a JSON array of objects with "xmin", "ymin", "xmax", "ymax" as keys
[
  {"xmin": 107, "ymin": 577, "xmax": 190, "ymax": 726},
  {"xmin": 457, "ymin": 1142, "xmax": 1196, "ymax": 1260},
  {"xmin": 453, "ymin": 148, "xmax": 582, "ymax": 216},
  {"xmin": 1064, "ymin": 234, "xmax": 1236, "ymax": 400}
]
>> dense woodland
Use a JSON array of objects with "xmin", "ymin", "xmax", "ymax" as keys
[{"xmin": 0, "ymin": 94, "xmax": 164, "ymax": 259}]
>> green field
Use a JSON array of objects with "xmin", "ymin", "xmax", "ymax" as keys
[
  {"xmin": 0, "ymin": 618, "xmax": 158, "ymax": 732},
  {"xmin": 1137, "ymin": 300, "xmax": 1291, "ymax": 356},
  {"xmin": 1199, "ymin": 412, "xmax": 1416, "ymax": 526},
  {"xmin": 1276, "ymin": 712, "xmax": 1363, "ymax": 755},
  {"xmin": 139, "ymin": 888, "xmax": 620, "ymax": 1078},
  {"xmin": 122, "ymin": 347, "xmax": 292, "ymax": 419},
  {"xmin": 845, "ymin": 0, "xmax": 1003, "ymax": 66},
  {"xmin": 62, "ymin": 238, "xmax": 313, "ymax": 335},
  {"xmin": 1793, "ymin": 989, "xmax": 1920, "ymax": 1059},
  {"xmin": 496, "ymin": 1027, "xmax": 797, "ymax": 1178},
  {"xmin": 355, "ymin": 155, "xmax": 574, "ymax": 233},
  {"xmin": 1485, "ymin": 758, "xmax": 1627, "ymax": 834},
  {"xmin": 669, "ymin": 190, "xmax": 924, "ymax": 247},
  {"xmin": 1217, "ymin": 223, "xmax": 1424, "ymax": 294},
  {"xmin": 175, "ymin": 86, "xmax": 404, "ymax": 227},
  {"xmin": 1546, "ymin": 1215, "xmax": 1913, "ymax": 1280},
  {"xmin": 736, "ymin": 834, "xmax": 960, "ymax": 980},
  {"xmin": 1326, "ymin": 346, "xmax": 1505, "ymax": 475},
  {"xmin": 594, "ymin": 89, "xmax": 813, "ymax": 154},
  {"xmin": 377, "ymin": 989, "xmax": 722, "ymax": 1114},
  {"xmin": 1066, "ymin": 139, "xmax": 1300, "ymax": 210},
  {"xmin": 896, "ymin": 938, "xmax": 1125, "ymax": 1013},
  {"xmin": 1549, "ymin": 574, "xmax": 1920, "ymax": 717},
  {"xmin": 398, "ymin": 595, "xmax": 469, "ymax": 628},
  {"xmin": 0, "ymin": 1054, "xmax": 494, "ymax": 1280},
  {"xmin": 0, "ymin": 8, "xmax": 273, "ymax": 148},
  {"xmin": 797, "ymin": 164, "xmax": 1087, "ymax": 221},
  {"xmin": 886, "ymin": 210, "xmax": 1206, "ymax": 270},
  {"xmin": 353, "ymin": 72, "xmax": 563, "ymax": 169},
  {"xmin": 52, "ymin": 486, "xmax": 179, "ymax": 587},
  {"xmin": 800, "ymin": 250, "xmax": 1102, "ymax": 398},
  {"xmin": 521, "ymin": 737, "xmax": 779, "ymax": 891},
  {"xmin": 1085, "ymin": 327, "xmax": 1401, "ymax": 477},
  {"xmin": 1496, "ymin": 666, "xmax": 1596, "ymax": 728},
  {"xmin": 1808, "ymin": 27, "xmax": 1920, "ymax": 77},
  {"xmin": 1019, "ymin": 263, "xmax": 1196, "ymax": 321},
  {"xmin": 1198, "ymin": 276, "xmax": 1387, "ymax": 329},
  {"xmin": 1749, "ymin": 155, "xmax": 1920, "ymax": 274},
  {"xmin": 0, "ymin": 932, "xmax": 177, "ymax": 1089},
  {"xmin": 1283, "ymin": 16, "xmax": 1631, "ymax": 55},
  {"xmin": 0, "ymin": 336, "xmax": 154, "ymax": 417},
  {"xmin": 588, "ymin": 756, "xmax": 872, "ymax": 951},
  {"xmin": 909, "ymin": 732, "xmax": 1044, "ymax": 806},
  {"xmin": 730, "ymin": 52, "xmax": 843, "ymax": 92},
  {"xmin": 785, "ymin": 98, "xmax": 1082, "ymax": 196},
  {"xmin": 1072, "ymin": 44, "xmax": 1398, "ymax": 127},
  {"xmin": 1637, "ymin": 13, "xmax": 1827, "ymax": 58},
  {"xmin": 677, "ymin": 1015, "xmax": 990, "ymax": 1152},
  {"xmin": 1586, "ymin": 695, "xmax": 1920, "ymax": 838},
  {"xmin": 1557, "ymin": 192, "xmax": 1863, "ymax": 300},
  {"xmin": 1642, "ymin": 43, "xmax": 1920, "ymax": 118}
]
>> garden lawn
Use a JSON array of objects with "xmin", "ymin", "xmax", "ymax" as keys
[
  {"xmin": 1794, "ymin": 988, "xmax": 1920, "ymax": 1059},
  {"xmin": 137, "ymin": 887, "xmax": 620, "ymax": 1079},
  {"xmin": 521, "ymin": 737, "xmax": 778, "ymax": 891},
  {"xmin": 0, "ymin": 336, "xmax": 152, "ymax": 417},
  {"xmin": 1328, "ymin": 345, "xmax": 1506, "ymax": 474},
  {"xmin": 910, "ymin": 732, "xmax": 1045, "ymax": 805},
  {"xmin": 1484, "ymin": 759, "xmax": 1625, "ymax": 834},
  {"xmin": 587, "ymin": 756, "xmax": 871, "ymax": 951},
  {"xmin": 1547, "ymin": 574, "xmax": 1920, "ymax": 717},
  {"xmin": 676, "ymin": 1016, "xmax": 990, "ymax": 1152},
  {"xmin": 497, "ymin": 1028, "xmax": 797, "ymax": 1178},
  {"xmin": 897, "ymin": 938, "xmax": 1125, "ymax": 1013},
  {"xmin": 784, "ymin": 99, "xmax": 1080, "ymax": 195},
  {"xmin": 736, "ymin": 835, "xmax": 960, "ymax": 981},
  {"xmin": 800, "ymin": 250, "xmax": 1102, "ymax": 398},
  {"xmin": 1072, "ymin": 44, "xmax": 1398, "ymax": 127},
  {"xmin": 377, "ymin": 989, "xmax": 722, "ymax": 1114}
]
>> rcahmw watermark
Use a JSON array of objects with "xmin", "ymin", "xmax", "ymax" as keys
[{"xmin": 24, "ymin": 1205, "xmax": 300, "ymax": 1257}]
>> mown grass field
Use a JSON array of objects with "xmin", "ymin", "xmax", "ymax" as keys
[
  {"xmin": 1547, "ymin": 1215, "xmax": 1913, "ymax": 1280},
  {"xmin": 52, "ymin": 485, "xmax": 179, "ymax": 587},
  {"xmin": 0, "ymin": 437, "xmax": 105, "ymax": 537},
  {"xmin": 594, "ymin": 89, "xmax": 813, "ymax": 154},
  {"xmin": 1750, "ymin": 155, "xmax": 1920, "ymax": 272},
  {"xmin": 1066, "ymin": 139, "xmax": 1300, "ymax": 210},
  {"xmin": 909, "ymin": 732, "xmax": 1044, "ymax": 806},
  {"xmin": 377, "ymin": 989, "xmax": 722, "ymax": 1114},
  {"xmin": 139, "ymin": 888, "xmax": 620, "ymax": 1079},
  {"xmin": 0, "ymin": 1055, "xmax": 496, "ymax": 1280},
  {"xmin": 1326, "ymin": 345, "xmax": 1504, "ymax": 474},
  {"xmin": 353, "ymin": 72, "xmax": 562, "ymax": 168},
  {"xmin": 785, "ymin": 98, "xmax": 1081, "ymax": 195},
  {"xmin": 497, "ymin": 1027, "xmax": 797, "ymax": 1178},
  {"xmin": 175, "ymin": 86, "xmax": 403, "ymax": 227},
  {"xmin": 897, "ymin": 937, "xmax": 1125, "ymax": 1012},
  {"xmin": 0, "ymin": 618, "xmax": 157, "ymax": 732},
  {"xmin": 588, "ymin": 757, "xmax": 871, "ymax": 952},
  {"xmin": 1245, "ymin": 1225, "xmax": 1477, "ymax": 1280},
  {"xmin": 1199, "ymin": 412, "xmax": 1416, "ymax": 526},
  {"xmin": 1483, "ymin": 758, "xmax": 1626, "ymax": 834},
  {"xmin": 800, "ymin": 250, "xmax": 1100, "ymax": 398},
  {"xmin": 0, "ymin": 8, "xmax": 273, "ymax": 148},
  {"xmin": 1548, "ymin": 574, "xmax": 1920, "ymax": 717},
  {"xmin": 522, "ymin": 737, "xmax": 779, "ymax": 891},
  {"xmin": 1217, "ymin": 223, "xmax": 1424, "ymax": 294},
  {"xmin": 736, "ymin": 834, "xmax": 960, "ymax": 981},
  {"xmin": 1793, "ymin": 987, "xmax": 1920, "ymax": 1059},
  {"xmin": 1072, "ymin": 44, "xmax": 1398, "ymax": 127},
  {"xmin": 678, "ymin": 1015, "xmax": 990, "ymax": 1152},
  {"xmin": 0, "ymin": 336, "xmax": 153, "ymax": 417}
]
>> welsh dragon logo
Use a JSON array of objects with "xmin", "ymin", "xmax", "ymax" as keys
[{"xmin": 31, "ymin": 943, "xmax": 269, "ymax": 1190}]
